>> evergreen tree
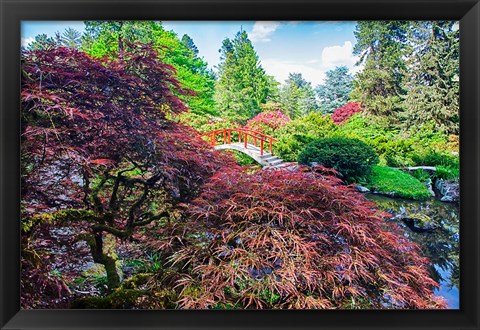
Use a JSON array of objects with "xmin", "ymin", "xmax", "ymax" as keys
[
  {"xmin": 57, "ymin": 27, "xmax": 82, "ymax": 49},
  {"xmin": 181, "ymin": 34, "xmax": 199, "ymax": 56},
  {"xmin": 402, "ymin": 21, "xmax": 459, "ymax": 135},
  {"xmin": 316, "ymin": 66, "xmax": 353, "ymax": 114},
  {"xmin": 350, "ymin": 21, "xmax": 408, "ymax": 122},
  {"xmin": 279, "ymin": 73, "xmax": 318, "ymax": 119},
  {"xmin": 27, "ymin": 34, "xmax": 57, "ymax": 51},
  {"xmin": 214, "ymin": 30, "xmax": 273, "ymax": 123}
]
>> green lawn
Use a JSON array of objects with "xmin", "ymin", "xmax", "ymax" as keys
[{"xmin": 367, "ymin": 165, "xmax": 432, "ymax": 200}]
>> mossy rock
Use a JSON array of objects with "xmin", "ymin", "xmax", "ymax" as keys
[{"xmin": 402, "ymin": 213, "xmax": 440, "ymax": 232}]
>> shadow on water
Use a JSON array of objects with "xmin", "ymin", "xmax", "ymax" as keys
[{"xmin": 364, "ymin": 193, "xmax": 459, "ymax": 309}]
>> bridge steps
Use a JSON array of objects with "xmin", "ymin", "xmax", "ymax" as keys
[{"xmin": 214, "ymin": 142, "xmax": 285, "ymax": 167}]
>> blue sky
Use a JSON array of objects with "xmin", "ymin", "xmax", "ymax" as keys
[{"xmin": 21, "ymin": 21, "xmax": 360, "ymax": 86}]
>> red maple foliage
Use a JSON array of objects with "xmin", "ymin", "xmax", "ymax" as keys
[
  {"xmin": 20, "ymin": 44, "xmax": 234, "ymax": 306},
  {"xmin": 244, "ymin": 111, "xmax": 291, "ymax": 135},
  {"xmin": 331, "ymin": 102, "xmax": 362, "ymax": 124},
  {"xmin": 151, "ymin": 165, "xmax": 446, "ymax": 309}
]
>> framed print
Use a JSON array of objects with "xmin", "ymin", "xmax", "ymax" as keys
[{"xmin": 1, "ymin": 0, "xmax": 479, "ymax": 329}]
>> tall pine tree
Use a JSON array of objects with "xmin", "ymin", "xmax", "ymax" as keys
[
  {"xmin": 351, "ymin": 21, "xmax": 408, "ymax": 123},
  {"xmin": 401, "ymin": 21, "xmax": 459, "ymax": 135},
  {"xmin": 279, "ymin": 73, "xmax": 318, "ymax": 119},
  {"xmin": 214, "ymin": 30, "xmax": 274, "ymax": 123}
]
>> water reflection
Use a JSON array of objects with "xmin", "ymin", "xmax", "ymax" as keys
[{"xmin": 364, "ymin": 193, "xmax": 459, "ymax": 308}]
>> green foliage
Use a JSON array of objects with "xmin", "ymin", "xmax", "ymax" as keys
[
  {"xmin": 214, "ymin": 31, "xmax": 276, "ymax": 122},
  {"xmin": 351, "ymin": 21, "xmax": 409, "ymax": 120},
  {"xmin": 223, "ymin": 150, "xmax": 259, "ymax": 167},
  {"xmin": 435, "ymin": 165, "xmax": 459, "ymax": 181},
  {"xmin": 411, "ymin": 168, "xmax": 431, "ymax": 183},
  {"xmin": 298, "ymin": 137, "xmax": 379, "ymax": 183},
  {"xmin": 279, "ymin": 72, "xmax": 318, "ymax": 118},
  {"xmin": 401, "ymin": 21, "xmax": 459, "ymax": 135},
  {"xmin": 316, "ymin": 66, "xmax": 353, "ymax": 114},
  {"xmin": 57, "ymin": 27, "xmax": 82, "ymax": 49},
  {"xmin": 82, "ymin": 21, "xmax": 217, "ymax": 116},
  {"xmin": 175, "ymin": 111, "xmax": 238, "ymax": 133},
  {"xmin": 412, "ymin": 149, "xmax": 459, "ymax": 168},
  {"xmin": 367, "ymin": 165, "xmax": 432, "ymax": 200},
  {"xmin": 26, "ymin": 34, "xmax": 57, "ymax": 51},
  {"xmin": 273, "ymin": 113, "xmax": 337, "ymax": 162}
]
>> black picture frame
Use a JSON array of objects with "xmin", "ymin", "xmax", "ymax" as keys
[{"xmin": 1, "ymin": 0, "xmax": 479, "ymax": 329}]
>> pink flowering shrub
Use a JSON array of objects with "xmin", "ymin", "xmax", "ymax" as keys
[
  {"xmin": 331, "ymin": 102, "xmax": 362, "ymax": 124},
  {"xmin": 244, "ymin": 111, "xmax": 291, "ymax": 136}
]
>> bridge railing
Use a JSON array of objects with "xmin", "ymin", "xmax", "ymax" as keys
[{"xmin": 201, "ymin": 128, "xmax": 277, "ymax": 156}]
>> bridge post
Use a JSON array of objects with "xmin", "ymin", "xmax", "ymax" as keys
[
  {"xmin": 223, "ymin": 131, "xmax": 226, "ymax": 144},
  {"xmin": 210, "ymin": 133, "xmax": 214, "ymax": 146},
  {"xmin": 269, "ymin": 137, "xmax": 273, "ymax": 154},
  {"xmin": 228, "ymin": 130, "xmax": 231, "ymax": 144},
  {"xmin": 244, "ymin": 133, "xmax": 247, "ymax": 149},
  {"xmin": 260, "ymin": 139, "xmax": 264, "ymax": 156}
]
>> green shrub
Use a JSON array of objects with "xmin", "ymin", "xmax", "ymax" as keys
[
  {"xmin": 223, "ymin": 150, "xmax": 259, "ymax": 167},
  {"xmin": 273, "ymin": 113, "xmax": 337, "ymax": 162},
  {"xmin": 435, "ymin": 165, "xmax": 459, "ymax": 181},
  {"xmin": 367, "ymin": 166, "xmax": 432, "ymax": 200},
  {"xmin": 411, "ymin": 168, "xmax": 431, "ymax": 182},
  {"xmin": 175, "ymin": 111, "xmax": 238, "ymax": 133},
  {"xmin": 412, "ymin": 149, "xmax": 459, "ymax": 168},
  {"xmin": 298, "ymin": 137, "xmax": 379, "ymax": 183}
]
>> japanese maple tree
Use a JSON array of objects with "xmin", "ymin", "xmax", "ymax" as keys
[
  {"xmin": 331, "ymin": 102, "xmax": 362, "ymax": 124},
  {"xmin": 152, "ymin": 165, "xmax": 446, "ymax": 309},
  {"xmin": 21, "ymin": 44, "xmax": 234, "ymax": 302},
  {"xmin": 244, "ymin": 110, "xmax": 291, "ymax": 136}
]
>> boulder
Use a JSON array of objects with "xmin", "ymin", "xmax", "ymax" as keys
[
  {"xmin": 353, "ymin": 185, "xmax": 370, "ymax": 193},
  {"xmin": 399, "ymin": 213, "xmax": 440, "ymax": 232},
  {"xmin": 435, "ymin": 179, "xmax": 459, "ymax": 203}
]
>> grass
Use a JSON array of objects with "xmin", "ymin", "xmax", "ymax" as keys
[{"xmin": 367, "ymin": 165, "xmax": 432, "ymax": 200}]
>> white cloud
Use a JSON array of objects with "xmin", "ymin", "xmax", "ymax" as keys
[
  {"xmin": 260, "ymin": 58, "xmax": 327, "ymax": 86},
  {"xmin": 260, "ymin": 41, "xmax": 364, "ymax": 87},
  {"xmin": 249, "ymin": 21, "xmax": 281, "ymax": 43},
  {"xmin": 321, "ymin": 41, "xmax": 359, "ymax": 69},
  {"xmin": 21, "ymin": 37, "xmax": 35, "ymax": 47}
]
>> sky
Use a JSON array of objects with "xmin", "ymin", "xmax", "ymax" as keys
[{"xmin": 21, "ymin": 21, "xmax": 361, "ymax": 86}]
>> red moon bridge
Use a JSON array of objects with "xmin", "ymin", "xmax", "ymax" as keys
[{"xmin": 201, "ymin": 128, "xmax": 285, "ymax": 168}]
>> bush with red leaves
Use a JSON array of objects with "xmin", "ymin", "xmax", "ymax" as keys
[
  {"xmin": 244, "ymin": 111, "xmax": 291, "ymax": 136},
  {"xmin": 331, "ymin": 102, "xmax": 362, "ymax": 124},
  {"xmin": 152, "ymin": 165, "xmax": 446, "ymax": 309}
]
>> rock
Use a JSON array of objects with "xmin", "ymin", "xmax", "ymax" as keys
[
  {"xmin": 373, "ymin": 190, "xmax": 396, "ymax": 198},
  {"xmin": 435, "ymin": 179, "xmax": 459, "ymax": 203},
  {"xmin": 354, "ymin": 185, "xmax": 370, "ymax": 193},
  {"xmin": 425, "ymin": 178, "xmax": 436, "ymax": 197},
  {"xmin": 400, "ymin": 213, "xmax": 440, "ymax": 232}
]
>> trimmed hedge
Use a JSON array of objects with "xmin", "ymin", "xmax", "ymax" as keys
[{"xmin": 298, "ymin": 137, "xmax": 379, "ymax": 183}]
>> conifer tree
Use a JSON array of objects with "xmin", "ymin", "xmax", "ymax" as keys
[
  {"xmin": 350, "ymin": 21, "xmax": 408, "ymax": 122},
  {"xmin": 214, "ymin": 30, "xmax": 273, "ymax": 123},
  {"xmin": 316, "ymin": 66, "xmax": 353, "ymax": 114},
  {"xmin": 279, "ymin": 73, "xmax": 318, "ymax": 118},
  {"xmin": 401, "ymin": 21, "xmax": 459, "ymax": 135}
]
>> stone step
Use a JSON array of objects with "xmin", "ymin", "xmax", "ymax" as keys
[
  {"xmin": 268, "ymin": 159, "xmax": 284, "ymax": 166},
  {"xmin": 259, "ymin": 153, "xmax": 273, "ymax": 159},
  {"xmin": 262, "ymin": 156, "xmax": 279, "ymax": 162}
]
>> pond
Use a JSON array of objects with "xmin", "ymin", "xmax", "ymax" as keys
[{"xmin": 364, "ymin": 193, "xmax": 459, "ymax": 309}]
